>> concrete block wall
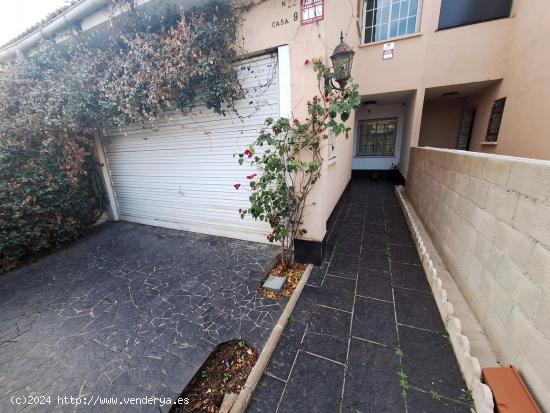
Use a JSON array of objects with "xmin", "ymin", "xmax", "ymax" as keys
[{"xmin": 406, "ymin": 147, "xmax": 550, "ymax": 410}]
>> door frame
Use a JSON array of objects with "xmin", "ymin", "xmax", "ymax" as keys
[{"xmin": 94, "ymin": 133, "xmax": 120, "ymax": 221}]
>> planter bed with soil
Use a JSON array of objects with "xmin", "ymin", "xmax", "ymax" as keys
[
  {"xmin": 259, "ymin": 261, "xmax": 307, "ymax": 299},
  {"xmin": 170, "ymin": 258, "xmax": 311, "ymax": 413},
  {"xmin": 170, "ymin": 340, "xmax": 258, "ymax": 413}
]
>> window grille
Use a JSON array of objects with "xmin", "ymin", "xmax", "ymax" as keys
[
  {"xmin": 486, "ymin": 98, "xmax": 506, "ymax": 142},
  {"xmin": 357, "ymin": 118, "xmax": 398, "ymax": 156}
]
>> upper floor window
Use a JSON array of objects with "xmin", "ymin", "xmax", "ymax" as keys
[
  {"xmin": 438, "ymin": 0, "xmax": 513, "ymax": 30},
  {"xmin": 485, "ymin": 98, "xmax": 506, "ymax": 142},
  {"xmin": 362, "ymin": 0, "xmax": 420, "ymax": 44}
]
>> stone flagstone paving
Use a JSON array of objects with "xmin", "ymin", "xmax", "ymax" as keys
[
  {"xmin": 248, "ymin": 176, "xmax": 472, "ymax": 413},
  {"xmin": 0, "ymin": 223, "xmax": 281, "ymax": 412}
]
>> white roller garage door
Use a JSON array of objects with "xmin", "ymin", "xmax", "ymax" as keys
[{"xmin": 101, "ymin": 52, "xmax": 283, "ymax": 243}]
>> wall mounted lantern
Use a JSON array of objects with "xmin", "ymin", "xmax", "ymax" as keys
[{"xmin": 329, "ymin": 31, "xmax": 355, "ymax": 90}]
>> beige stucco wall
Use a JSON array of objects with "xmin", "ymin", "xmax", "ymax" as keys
[
  {"xmin": 466, "ymin": 0, "xmax": 550, "ymax": 160},
  {"xmin": 351, "ymin": 6, "xmax": 510, "ymax": 97},
  {"xmin": 406, "ymin": 147, "xmax": 550, "ymax": 410},
  {"xmin": 238, "ymin": 1, "xmax": 357, "ymax": 242},
  {"xmin": 341, "ymin": 0, "xmax": 550, "ymax": 162},
  {"xmin": 412, "ymin": 0, "xmax": 550, "ymax": 161},
  {"xmin": 399, "ymin": 90, "xmax": 424, "ymax": 177},
  {"xmin": 464, "ymin": 83, "xmax": 501, "ymax": 153},
  {"xmin": 419, "ymin": 100, "xmax": 464, "ymax": 149}
]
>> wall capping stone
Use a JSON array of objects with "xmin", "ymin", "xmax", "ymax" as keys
[{"xmin": 420, "ymin": 146, "xmax": 550, "ymax": 166}]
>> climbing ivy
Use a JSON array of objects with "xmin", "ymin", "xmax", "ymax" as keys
[{"xmin": 0, "ymin": 1, "xmax": 244, "ymax": 271}]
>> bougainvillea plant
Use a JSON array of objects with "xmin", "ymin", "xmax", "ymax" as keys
[
  {"xmin": 0, "ymin": 0, "xmax": 244, "ymax": 271},
  {"xmin": 236, "ymin": 61, "xmax": 361, "ymax": 268}
]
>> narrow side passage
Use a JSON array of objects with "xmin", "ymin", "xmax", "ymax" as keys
[{"xmin": 248, "ymin": 176, "xmax": 471, "ymax": 413}]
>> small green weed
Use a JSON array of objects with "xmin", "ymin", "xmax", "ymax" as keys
[
  {"xmin": 398, "ymin": 371, "xmax": 409, "ymax": 398},
  {"xmin": 430, "ymin": 390, "xmax": 442, "ymax": 401},
  {"xmin": 459, "ymin": 389, "xmax": 474, "ymax": 406}
]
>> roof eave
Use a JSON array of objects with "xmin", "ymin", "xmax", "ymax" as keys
[{"xmin": 0, "ymin": 0, "xmax": 112, "ymax": 63}]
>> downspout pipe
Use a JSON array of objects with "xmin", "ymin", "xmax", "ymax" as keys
[{"xmin": 0, "ymin": 0, "xmax": 112, "ymax": 63}]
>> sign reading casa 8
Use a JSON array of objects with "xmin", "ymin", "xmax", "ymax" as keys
[{"xmin": 301, "ymin": 0, "xmax": 324, "ymax": 25}]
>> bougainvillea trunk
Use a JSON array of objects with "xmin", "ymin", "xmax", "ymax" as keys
[{"xmin": 236, "ymin": 62, "xmax": 361, "ymax": 270}]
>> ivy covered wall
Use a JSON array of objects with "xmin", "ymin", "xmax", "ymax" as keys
[{"xmin": 0, "ymin": 1, "xmax": 243, "ymax": 271}]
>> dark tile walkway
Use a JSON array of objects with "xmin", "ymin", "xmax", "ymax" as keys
[
  {"xmin": 248, "ymin": 177, "xmax": 472, "ymax": 413},
  {"xmin": 0, "ymin": 223, "xmax": 282, "ymax": 412}
]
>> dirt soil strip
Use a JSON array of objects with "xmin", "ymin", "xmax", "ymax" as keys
[{"xmin": 228, "ymin": 263, "xmax": 314, "ymax": 413}]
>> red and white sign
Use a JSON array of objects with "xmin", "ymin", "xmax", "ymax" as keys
[{"xmin": 301, "ymin": 0, "xmax": 324, "ymax": 25}]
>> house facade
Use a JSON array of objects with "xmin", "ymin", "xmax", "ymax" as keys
[
  {"xmin": 237, "ymin": 0, "xmax": 550, "ymax": 263},
  {"xmin": 1, "ymin": 0, "xmax": 548, "ymax": 260}
]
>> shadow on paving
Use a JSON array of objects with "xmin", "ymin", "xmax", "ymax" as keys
[
  {"xmin": 248, "ymin": 176, "xmax": 472, "ymax": 413},
  {"xmin": 0, "ymin": 222, "xmax": 282, "ymax": 413}
]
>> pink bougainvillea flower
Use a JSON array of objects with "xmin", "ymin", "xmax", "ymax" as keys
[
  {"xmin": 304, "ymin": 58, "xmax": 310, "ymax": 65},
  {"xmin": 246, "ymin": 173, "xmax": 257, "ymax": 180},
  {"xmin": 234, "ymin": 183, "xmax": 241, "ymax": 190},
  {"xmin": 244, "ymin": 149, "xmax": 253, "ymax": 158},
  {"xmin": 239, "ymin": 208, "xmax": 243, "ymax": 213}
]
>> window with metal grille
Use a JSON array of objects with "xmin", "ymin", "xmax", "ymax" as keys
[
  {"xmin": 486, "ymin": 98, "xmax": 506, "ymax": 142},
  {"xmin": 357, "ymin": 118, "xmax": 398, "ymax": 156},
  {"xmin": 362, "ymin": 0, "xmax": 420, "ymax": 44}
]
